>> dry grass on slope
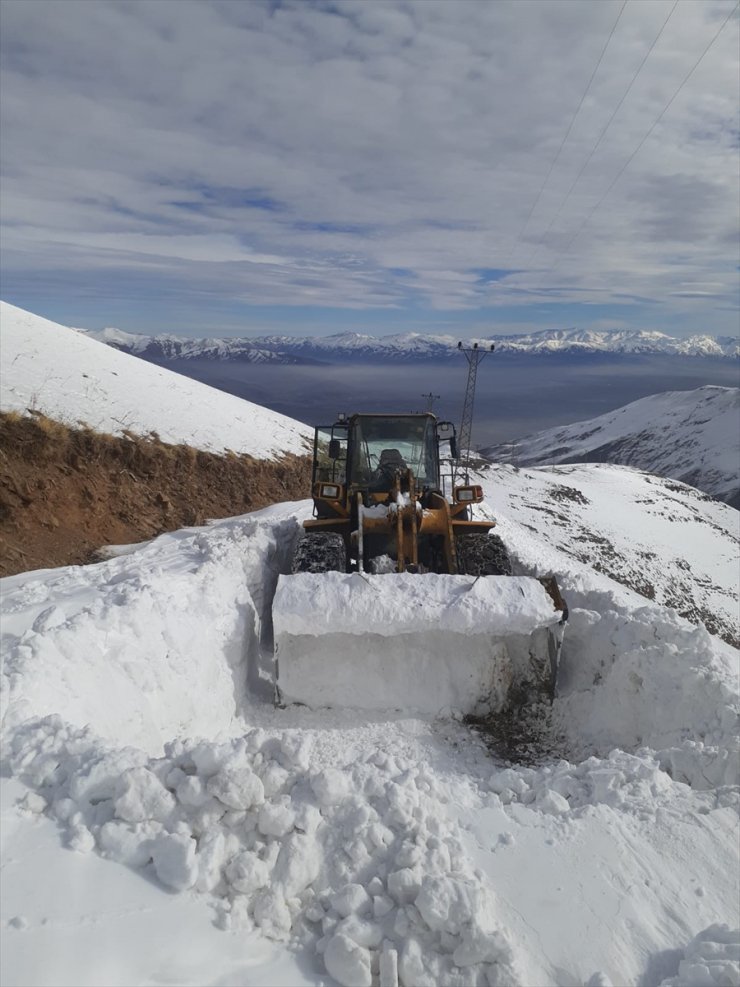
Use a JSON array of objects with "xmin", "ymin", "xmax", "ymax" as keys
[{"xmin": 0, "ymin": 411, "xmax": 311, "ymax": 577}]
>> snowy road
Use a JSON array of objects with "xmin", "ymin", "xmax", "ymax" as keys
[{"xmin": 1, "ymin": 485, "xmax": 738, "ymax": 987}]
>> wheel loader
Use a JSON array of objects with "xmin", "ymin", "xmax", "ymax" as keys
[{"xmin": 272, "ymin": 413, "xmax": 567, "ymax": 714}]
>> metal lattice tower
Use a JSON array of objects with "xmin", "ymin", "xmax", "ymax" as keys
[
  {"xmin": 457, "ymin": 342, "xmax": 494, "ymax": 482},
  {"xmin": 421, "ymin": 392, "xmax": 441, "ymax": 413}
]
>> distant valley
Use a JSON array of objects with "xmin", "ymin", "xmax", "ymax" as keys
[
  {"xmin": 123, "ymin": 352, "xmax": 740, "ymax": 450},
  {"xmin": 81, "ymin": 325, "xmax": 740, "ymax": 448}
]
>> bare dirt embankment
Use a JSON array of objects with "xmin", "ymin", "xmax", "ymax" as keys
[{"xmin": 0, "ymin": 412, "xmax": 311, "ymax": 577}]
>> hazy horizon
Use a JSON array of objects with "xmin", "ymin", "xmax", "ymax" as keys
[{"xmin": 154, "ymin": 352, "xmax": 739, "ymax": 448}]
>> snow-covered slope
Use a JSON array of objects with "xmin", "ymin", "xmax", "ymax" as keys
[
  {"xmin": 475, "ymin": 461, "xmax": 739, "ymax": 651},
  {"xmin": 0, "ymin": 302, "xmax": 312, "ymax": 459},
  {"xmin": 483, "ymin": 386, "xmax": 740, "ymax": 508},
  {"xmin": 2, "ymin": 467, "xmax": 738, "ymax": 987},
  {"xmin": 86, "ymin": 325, "xmax": 739, "ymax": 362}
]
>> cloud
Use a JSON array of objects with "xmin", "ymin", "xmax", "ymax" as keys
[{"xmin": 0, "ymin": 0, "xmax": 738, "ymax": 334}]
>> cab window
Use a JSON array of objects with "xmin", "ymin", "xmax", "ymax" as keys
[
  {"xmin": 351, "ymin": 416, "xmax": 438, "ymax": 490},
  {"xmin": 313, "ymin": 425, "xmax": 347, "ymax": 484}
]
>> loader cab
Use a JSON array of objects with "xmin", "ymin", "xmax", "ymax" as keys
[
  {"xmin": 311, "ymin": 413, "xmax": 458, "ymax": 517},
  {"xmin": 348, "ymin": 414, "xmax": 440, "ymax": 493}
]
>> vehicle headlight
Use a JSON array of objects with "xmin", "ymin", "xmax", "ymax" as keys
[
  {"xmin": 455, "ymin": 485, "xmax": 483, "ymax": 503},
  {"xmin": 320, "ymin": 483, "xmax": 340, "ymax": 499}
]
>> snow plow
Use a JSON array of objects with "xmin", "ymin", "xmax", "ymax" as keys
[{"xmin": 273, "ymin": 413, "xmax": 567, "ymax": 714}]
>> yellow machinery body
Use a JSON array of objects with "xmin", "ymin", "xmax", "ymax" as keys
[{"xmin": 273, "ymin": 412, "xmax": 567, "ymax": 713}]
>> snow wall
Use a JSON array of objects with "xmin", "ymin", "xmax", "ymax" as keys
[{"xmin": 1, "ymin": 515, "xmax": 298, "ymax": 752}]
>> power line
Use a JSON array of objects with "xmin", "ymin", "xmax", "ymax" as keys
[
  {"xmin": 456, "ymin": 342, "xmax": 494, "ymax": 484},
  {"xmin": 526, "ymin": 0, "xmax": 679, "ymax": 265},
  {"xmin": 554, "ymin": 0, "xmax": 739, "ymax": 265},
  {"xmin": 511, "ymin": 0, "xmax": 628, "ymax": 256}
]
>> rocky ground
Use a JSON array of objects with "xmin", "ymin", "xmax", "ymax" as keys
[{"xmin": 0, "ymin": 412, "xmax": 310, "ymax": 576}]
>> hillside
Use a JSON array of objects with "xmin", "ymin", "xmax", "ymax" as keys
[
  {"xmin": 0, "ymin": 302, "xmax": 312, "ymax": 574},
  {"xmin": 0, "ymin": 302, "xmax": 312, "ymax": 458},
  {"xmin": 475, "ymin": 461, "xmax": 739, "ymax": 649},
  {"xmin": 483, "ymin": 386, "xmax": 740, "ymax": 508},
  {"xmin": 0, "ymin": 412, "xmax": 309, "ymax": 576}
]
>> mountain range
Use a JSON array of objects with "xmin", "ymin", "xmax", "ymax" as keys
[{"xmin": 82, "ymin": 325, "xmax": 739, "ymax": 364}]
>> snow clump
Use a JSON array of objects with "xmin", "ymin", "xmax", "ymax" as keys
[
  {"xmin": 5, "ymin": 715, "xmax": 522, "ymax": 987},
  {"xmin": 658, "ymin": 924, "xmax": 740, "ymax": 986},
  {"xmin": 487, "ymin": 747, "xmax": 738, "ymax": 815}
]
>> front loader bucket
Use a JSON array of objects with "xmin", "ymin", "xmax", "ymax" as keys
[{"xmin": 273, "ymin": 573, "xmax": 566, "ymax": 715}]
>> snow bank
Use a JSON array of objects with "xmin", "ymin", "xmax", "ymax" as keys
[
  {"xmin": 3, "ymin": 508, "xmax": 736, "ymax": 780},
  {"xmin": 555, "ymin": 594, "xmax": 740, "ymax": 788},
  {"xmin": 6, "ymin": 716, "xmax": 521, "ymax": 987},
  {"xmin": 1, "ymin": 515, "xmax": 299, "ymax": 752}
]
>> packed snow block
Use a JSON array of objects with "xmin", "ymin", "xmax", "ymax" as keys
[
  {"xmin": 273, "ymin": 573, "xmax": 563, "ymax": 714},
  {"xmin": 0, "ymin": 515, "xmax": 298, "ymax": 752}
]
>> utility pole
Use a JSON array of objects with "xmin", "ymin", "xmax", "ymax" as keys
[
  {"xmin": 421, "ymin": 392, "xmax": 441, "ymax": 413},
  {"xmin": 457, "ymin": 341, "xmax": 494, "ymax": 483}
]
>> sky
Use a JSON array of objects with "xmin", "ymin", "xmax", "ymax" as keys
[{"xmin": 0, "ymin": 0, "xmax": 738, "ymax": 338}]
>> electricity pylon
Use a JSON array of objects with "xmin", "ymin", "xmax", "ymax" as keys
[
  {"xmin": 421, "ymin": 392, "xmax": 441, "ymax": 413},
  {"xmin": 457, "ymin": 341, "xmax": 494, "ymax": 483}
]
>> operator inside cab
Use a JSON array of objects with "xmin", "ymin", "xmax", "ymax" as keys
[
  {"xmin": 351, "ymin": 415, "xmax": 437, "ymax": 492},
  {"xmin": 368, "ymin": 448, "xmax": 408, "ymax": 491}
]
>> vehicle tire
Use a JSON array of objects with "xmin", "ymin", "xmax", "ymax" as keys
[
  {"xmin": 455, "ymin": 533, "xmax": 512, "ymax": 576},
  {"xmin": 291, "ymin": 532, "xmax": 346, "ymax": 573}
]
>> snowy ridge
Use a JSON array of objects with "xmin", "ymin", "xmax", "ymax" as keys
[
  {"xmin": 482, "ymin": 386, "xmax": 740, "ymax": 508},
  {"xmin": 83, "ymin": 324, "xmax": 739, "ymax": 362},
  {"xmin": 0, "ymin": 302, "xmax": 312, "ymax": 459}
]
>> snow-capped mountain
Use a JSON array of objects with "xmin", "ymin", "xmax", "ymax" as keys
[
  {"xmin": 85, "ymin": 326, "xmax": 317, "ymax": 364},
  {"xmin": 85, "ymin": 325, "xmax": 739, "ymax": 363},
  {"xmin": 0, "ymin": 302, "xmax": 312, "ymax": 459},
  {"xmin": 482, "ymin": 386, "xmax": 740, "ymax": 509}
]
